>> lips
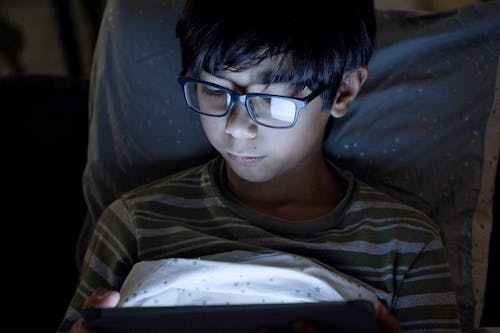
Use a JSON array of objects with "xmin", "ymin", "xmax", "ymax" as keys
[{"xmin": 227, "ymin": 152, "xmax": 265, "ymax": 165}]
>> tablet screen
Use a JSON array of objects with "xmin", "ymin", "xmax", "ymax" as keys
[{"xmin": 83, "ymin": 300, "xmax": 380, "ymax": 333}]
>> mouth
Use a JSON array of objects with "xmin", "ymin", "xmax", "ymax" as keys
[{"xmin": 227, "ymin": 152, "xmax": 265, "ymax": 165}]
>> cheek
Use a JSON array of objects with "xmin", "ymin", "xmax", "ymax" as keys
[
  {"xmin": 200, "ymin": 116, "xmax": 223, "ymax": 142},
  {"xmin": 289, "ymin": 112, "xmax": 331, "ymax": 144}
]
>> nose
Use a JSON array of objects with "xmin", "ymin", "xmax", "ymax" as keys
[{"xmin": 225, "ymin": 102, "xmax": 257, "ymax": 139}]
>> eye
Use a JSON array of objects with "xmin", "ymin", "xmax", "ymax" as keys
[
  {"xmin": 200, "ymin": 84, "xmax": 226, "ymax": 97},
  {"xmin": 261, "ymin": 97, "xmax": 273, "ymax": 104}
]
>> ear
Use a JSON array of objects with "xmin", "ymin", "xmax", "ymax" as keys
[{"xmin": 330, "ymin": 66, "xmax": 368, "ymax": 118}]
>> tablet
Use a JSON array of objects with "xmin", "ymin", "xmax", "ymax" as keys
[{"xmin": 83, "ymin": 300, "xmax": 381, "ymax": 333}]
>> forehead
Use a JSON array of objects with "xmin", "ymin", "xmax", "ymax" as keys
[{"xmin": 205, "ymin": 56, "xmax": 288, "ymax": 88}]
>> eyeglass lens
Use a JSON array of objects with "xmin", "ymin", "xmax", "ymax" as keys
[{"xmin": 184, "ymin": 81, "xmax": 297, "ymax": 127}]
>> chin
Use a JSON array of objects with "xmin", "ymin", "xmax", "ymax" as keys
[{"xmin": 227, "ymin": 163, "xmax": 274, "ymax": 184}]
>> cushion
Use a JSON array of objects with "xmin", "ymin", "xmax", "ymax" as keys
[
  {"xmin": 326, "ymin": 5, "xmax": 500, "ymax": 328},
  {"xmin": 81, "ymin": 0, "xmax": 500, "ymax": 329}
]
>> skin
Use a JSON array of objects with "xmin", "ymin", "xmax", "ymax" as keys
[
  {"xmin": 70, "ymin": 288, "xmax": 120, "ymax": 333},
  {"xmin": 70, "ymin": 59, "xmax": 400, "ymax": 332}
]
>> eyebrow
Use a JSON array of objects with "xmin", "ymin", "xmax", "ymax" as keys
[
  {"xmin": 257, "ymin": 70, "xmax": 276, "ymax": 85},
  {"xmin": 257, "ymin": 69, "xmax": 292, "ymax": 85},
  {"xmin": 206, "ymin": 68, "xmax": 301, "ymax": 96},
  {"xmin": 212, "ymin": 68, "xmax": 289, "ymax": 86}
]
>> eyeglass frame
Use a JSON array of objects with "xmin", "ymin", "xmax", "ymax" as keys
[{"xmin": 177, "ymin": 76, "xmax": 328, "ymax": 129}]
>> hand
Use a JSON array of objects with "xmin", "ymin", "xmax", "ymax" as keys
[
  {"xmin": 375, "ymin": 301, "xmax": 400, "ymax": 333},
  {"xmin": 69, "ymin": 288, "xmax": 120, "ymax": 333},
  {"xmin": 259, "ymin": 301, "xmax": 400, "ymax": 333}
]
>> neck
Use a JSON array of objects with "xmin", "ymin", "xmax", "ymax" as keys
[{"xmin": 225, "ymin": 158, "xmax": 346, "ymax": 220}]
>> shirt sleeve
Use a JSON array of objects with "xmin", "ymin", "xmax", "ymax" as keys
[
  {"xmin": 392, "ymin": 235, "xmax": 461, "ymax": 332},
  {"xmin": 57, "ymin": 198, "xmax": 137, "ymax": 332}
]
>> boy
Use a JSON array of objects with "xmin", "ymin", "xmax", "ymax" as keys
[{"xmin": 59, "ymin": 1, "xmax": 460, "ymax": 332}]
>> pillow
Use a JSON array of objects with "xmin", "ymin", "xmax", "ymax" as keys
[
  {"xmin": 325, "ymin": 4, "xmax": 500, "ymax": 328},
  {"xmin": 81, "ymin": 0, "xmax": 500, "ymax": 329},
  {"xmin": 79, "ymin": 0, "xmax": 216, "ymax": 260}
]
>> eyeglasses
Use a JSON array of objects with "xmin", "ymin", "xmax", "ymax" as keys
[{"xmin": 177, "ymin": 76, "xmax": 327, "ymax": 129}]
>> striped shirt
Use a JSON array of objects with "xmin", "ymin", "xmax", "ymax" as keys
[{"xmin": 58, "ymin": 157, "xmax": 461, "ymax": 332}]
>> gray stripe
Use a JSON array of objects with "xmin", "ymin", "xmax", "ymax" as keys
[
  {"xmin": 362, "ymin": 272, "xmax": 452, "ymax": 284},
  {"xmin": 331, "ymin": 222, "xmax": 435, "ymax": 238},
  {"xmin": 344, "ymin": 201, "xmax": 439, "ymax": 234},
  {"xmin": 87, "ymin": 252, "xmax": 123, "ymax": 288},
  {"xmin": 346, "ymin": 200, "xmax": 422, "ymax": 214},
  {"xmin": 395, "ymin": 292, "xmax": 457, "ymax": 308},
  {"xmin": 75, "ymin": 288, "xmax": 89, "ymax": 304},
  {"xmin": 136, "ymin": 222, "xmax": 256, "ymax": 237},
  {"xmin": 94, "ymin": 225, "xmax": 134, "ymax": 265},
  {"xmin": 136, "ymin": 225, "xmax": 195, "ymax": 237},
  {"xmin": 130, "ymin": 194, "xmax": 223, "ymax": 208},
  {"xmin": 407, "ymin": 262, "xmax": 449, "ymax": 273},
  {"xmin": 154, "ymin": 181, "xmax": 206, "ymax": 189},
  {"xmin": 338, "ymin": 216, "xmax": 437, "ymax": 234},
  {"xmin": 133, "ymin": 212, "xmax": 244, "ymax": 225},
  {"xmin": 246, "ymin": 237, "xmax": 425, "ymax": 255},
  {"xmin": 357, "ymin": 185, "xmax": 384, "ymax": 194},
  {"xmin": 403, "ymin": 272, "xmax": 452, "ymax": 283},
  {"xmin": 422, "ymin": 238, "xmax": 444, "ymax": 251},
  {"xmin": 335, "ymin": 263, "xmax": 407, "ymax": 273},
  {"xmin": 80, "ymin": 279, "xmax": 94, "ymax": 296},
  {"xmin": 108, "ymin": 200, "xmax": 135, "ymax": 235},
  {"xmin": 139, "ymin": 237, "xmax": 231, "ymax": 257},
  {"xmin": 361, "ymin": 273, "xmax": 403, "ymax": 282},
  {"xmin": 402, "ymin": 329, "xmax": 461, "ymax": 333}
]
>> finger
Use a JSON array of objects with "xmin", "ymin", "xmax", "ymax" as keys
[
  {"xmin": 69, "ymin": 317, "xmax": 97, "ymax": 333},
  {"xmin": 292, "ymin": 320, "xmax": 324, "ymax": 333},
  {"xmin": 83, "ymin": 288, "xmax": 121, "ymax": 309},
  {"xmin": 375, "ymin": 302, "xmax": 401, "ymax": 333}
]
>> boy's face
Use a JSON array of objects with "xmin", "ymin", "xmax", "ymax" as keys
[{"xmin": 199, "ymin": 57, "xmax": 333, "ymax": 185}]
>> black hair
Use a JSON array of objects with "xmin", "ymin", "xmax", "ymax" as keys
[{"xmin": 176, "ymin": 0, "xmax": 375, "ymax": 110}]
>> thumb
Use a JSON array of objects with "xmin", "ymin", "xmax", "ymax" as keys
[
  {"xmin": 375, "ymin": 302, "xmax": 401, "ymax": 333},
  {"xmin": 84, "ymin": 288, "xmax": 121, "ymax": 309}
]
